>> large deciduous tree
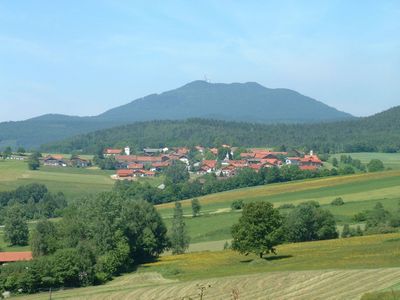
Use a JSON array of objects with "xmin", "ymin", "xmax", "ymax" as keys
[{"xmin": 231, "ymin": 201, "xmax": 283, "ymax": 258}]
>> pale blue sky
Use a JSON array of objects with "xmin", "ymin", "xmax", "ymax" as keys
[{"xmin": 0, "ymin": 0, "xmax": 399, "ymax": 121}]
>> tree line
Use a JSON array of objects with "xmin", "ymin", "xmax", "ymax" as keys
[{"xmin": 41, "ymin": 109, "xmax": 400, "ymax": 154}]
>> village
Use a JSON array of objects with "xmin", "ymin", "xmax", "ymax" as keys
[
  {"xmin": 4, "ymin": 145, "xmax": 323, "ymax": 180},
  {"xmin": 102, "ymin": 145, "xmax": 324, "ymax": 180}
]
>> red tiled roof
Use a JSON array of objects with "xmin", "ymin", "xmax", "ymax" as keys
[
  {"xmin": 105, "ymin": 149, "xmax": 122, "ymax": 154},
  {"xmin": 261, "ymin": 158, "xmax": 281, "ymax": 165},
  {"xmin": 117, "ymin": 169, "xmax": 134, "ymax": 177},
  {"xmin": 0, "ymin": 251, "xmax": 32, "ymax": 262},
  {"xmin": 202, "ymin": 160, "xmax": 217, "ymax": 168},
  {"xmin": 116, "ymin": 155, "xmax": 163, "ymax": 163},
  {"xmin": 300, "ymin": 155, "xmax": 322, "ymax": 164},
  {"xmin": 45, "ymin": 154, "xmax": 64, "ymax": 160}
]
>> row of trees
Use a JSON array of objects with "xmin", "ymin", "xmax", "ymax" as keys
[
  {"xmin": 231, "ymin": 201, "xmax": 338, "ymax": 258},
  {"xmin": 0, "ymin": 192, "xmax": 169, "ymax": 293},
  {"xmin": 41, "ymin": 114, "xmax": 400, "ymax": 154}
]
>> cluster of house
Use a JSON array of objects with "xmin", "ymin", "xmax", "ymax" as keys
[
  {"xmin": 107, "ymin": 146, "xmax": 189, "ymax": 179},
  {"xmin": 198, "ymin": 149, "xmax": 323, "ymax": 177},
  {"xmin": 42, "ymin": 154, "xmax": 91, "ymax": 168},
  {"xmin": 109, "ymin": 146, "xmax": 323, "ymax": 180}
]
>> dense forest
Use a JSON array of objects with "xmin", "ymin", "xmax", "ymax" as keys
[{"xmin": 42, "ymin": 106, "xmax": 400, "ymax": 154}]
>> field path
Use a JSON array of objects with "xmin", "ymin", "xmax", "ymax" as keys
[{"xmin": 19, "ymin": 268, "xmax": 400, "ymax": 300}]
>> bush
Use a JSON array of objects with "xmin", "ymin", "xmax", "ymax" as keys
[
  {"xmin": 231, "ymin": 199, "xmax": 244, "ymax": 210},
  {"xmin": 331, "ymin": 197, "xmax": 345, "ymax": 206},
  {"xmin": 353, "ymin": 211, "xmax": 368, "ymax": 222},
  {"xmin": 367, "ymin": 159, "xmax": 384, "ymax": 172}
]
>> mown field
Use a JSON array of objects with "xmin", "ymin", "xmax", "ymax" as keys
[{"xmin": 17, "ymin": 233, "xmax": 400, "ymax": 300}]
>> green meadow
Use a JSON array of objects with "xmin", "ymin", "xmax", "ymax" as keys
[
  {"xmin": 332, "ymin": 152, "xmax": 400, "ymax": 170},
  {"xmin": 160, "ymin": 170, "xmax": 400, "ymax": 243},
  {"xmin": 16, "ymin": 233, "xmax": 400, "ymax": 300}
]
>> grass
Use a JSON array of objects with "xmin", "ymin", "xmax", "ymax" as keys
[
  {"xmin": 0, "ymin": 160, "xmax": 162, "ymax": 200},
  {"xmin": 16, "ymin": 233, "xmax": 400, "ymax": 300},
  {"xmin": 141, "ymin": 233, "xmax": 400, "ymax": 280},
  {"xmin": 332, "ymin": 152, "xmax": 400, "ymax": 170}
]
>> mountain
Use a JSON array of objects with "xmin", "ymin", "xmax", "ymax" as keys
[
  {"xmin": 99, "ymin": 81, "xmax": 352, "ymax": 123},
  {"xmin": 42, "ymin": 106, "xmax": 400, "ymax": 154},
  {"xmin": 0, "ymin": 81, "xmax": 353, "ymax": 149}
]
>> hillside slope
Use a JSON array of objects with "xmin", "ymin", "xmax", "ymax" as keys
[
  {"xmin": 0, "ymin": 81, "xmax": 352, "ymax": 149},
  {"xmin": 99, "ymin": 81, "xmax": 352, "ymax": 123},
  {"xmin": 42, "ymin": 106, "xmax": 400, "ymax": 153}
]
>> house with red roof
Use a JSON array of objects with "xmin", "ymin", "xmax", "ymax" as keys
[
  {"xmin": 299, "ymin": 155, "xmax": 323, "ymax": 168},
  {"xmin": 0, "ymin": 252, "xmax": 32, "ymax": 264},
  {"xmin": 116, "ymin": 169, "xmax": 134, "ymax": 178},
  {"xmin": 198, "ymin": 160, "xmax": 218, "ymax": 174},
  {"xmin": 43, "ymin": 155, "xmax": 67, "ymax": 167},
  {"xmin": 104, "ymin": 148, "xmax": 122, "ymax": 156}
]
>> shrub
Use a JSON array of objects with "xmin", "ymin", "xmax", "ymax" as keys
[
  {"xmin": 367, "ymin": 159, "xmax": 384, "ymax": 172},
  {"xmin": 231, "ymin": 199, "xmax": 244, "ymax": 210},
  {"xmin": 331, "ymin": 197, "xmax": 345, "ymax": 206}
]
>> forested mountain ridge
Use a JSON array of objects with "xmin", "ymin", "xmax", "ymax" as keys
[
  {"xmin": 0, "ymin": 81, "xmax": 353, "ymax": 149},
  {"xmin": 42, "ymin": 106, "xmax": 400, "ymax": 154},
  {"xmin": 98, "ymin": 81, "xmax": 352, "ymax": 123}
]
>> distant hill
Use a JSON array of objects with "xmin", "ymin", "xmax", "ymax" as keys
[
  {"xmin": 99, "ymin": 81, "xmax": 352, "ymax": 123},
  {"xmin": 0, "ymin": 81, "xmax": 353, "ymax": 149},
  {"xmin": 42, "ymin": 106, "xmax": 400, "ymax": 154}
]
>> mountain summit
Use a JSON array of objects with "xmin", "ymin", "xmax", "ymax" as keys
[
  {"xmin": 0, "ymin": 81, "xmax": 353, "ymax": 149},
  {"xmin": 99, "ymin": 81, "xmax": 352, "ymax": 123}
]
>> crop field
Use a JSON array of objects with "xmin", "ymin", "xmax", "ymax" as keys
[{"xmin": 17, "ymin": 233, "xmax": 400, "ymax": 300}]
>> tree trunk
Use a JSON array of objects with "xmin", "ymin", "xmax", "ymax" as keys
[{"xmin": 259, "ymin": 252, "xmax": 263, "ymax": 258}]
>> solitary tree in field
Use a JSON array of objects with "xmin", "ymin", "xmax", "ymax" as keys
[
  {"xmin": 191, "ymin": 198, "xmax": 201, "ymax": 217},
  {"xmin": 231, "ymin": 201, "xmax": 283, "ymax": 258},
  {"xmin": 170, "ymin": 201, "xmax": 190, "ymax": 254},
  {"xmin": 4, "ymin": 204, "xmax": 29, "ymax": 246}
]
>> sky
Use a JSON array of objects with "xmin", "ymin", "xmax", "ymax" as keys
[{"xmin": 0, "ymin": 0, "xmax": 399, "ymax": 122}]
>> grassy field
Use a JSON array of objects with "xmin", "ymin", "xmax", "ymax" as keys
[
  {"xmin": 17, "ymin": 233, "xmax": 400, "ymax": 299},
  {"xmin": 158, "ymin": 170, "xmax": 400, "ymax": 243},
  {"xmin": 0, "ymin": 160, "xmax": 114, "ymax": 199},
  {"xmin": 332, "ymin": 152, "xmax": 400, "ymax": 170},
  {"xmin": 0, "ymin": 160, "xmax": 163, "ymax": 200}
]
